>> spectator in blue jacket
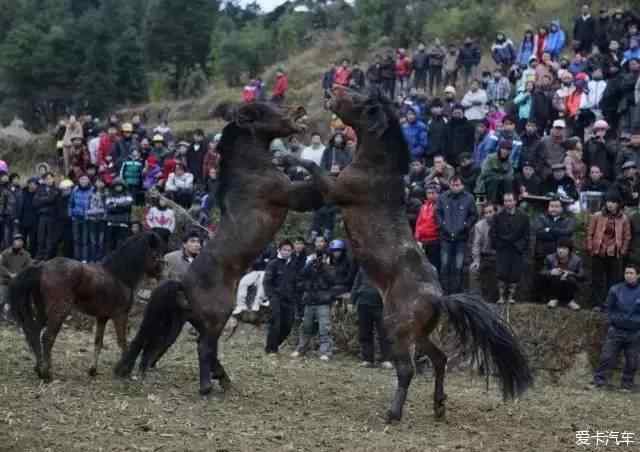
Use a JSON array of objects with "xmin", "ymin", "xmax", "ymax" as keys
[
  {"xmin": 68, "ymin": 174, "xmax": 93, "ymax": 262},
  {"xmin": 402, "ymin": 107, "xmax": 428, "ymax": 161},
  {"xmin": 472, "ymin": 121, "xmax": 497, "ymax": 169},
  {"xmin": 517, "ymin": 29, "xmax": 536, "ymax": 67},
  {"xmin": 622, "ymin": 38, "xmax": 640, "ymax": 65},
  {"xmin": 593, "ymin": 264, "xmax": 640, "ymax": 390},
  {"xmin": 544, "ymin": 20, "xmax": 566, "ymax": 60}
]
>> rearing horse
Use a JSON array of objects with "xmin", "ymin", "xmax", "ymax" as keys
[
  {"xmin": 284, "ymin": 88, "xmax": 533, "ymax": 423},
  {"xmin": 115, "ymin": 102, "xmax": 321, "ymax": 395}
]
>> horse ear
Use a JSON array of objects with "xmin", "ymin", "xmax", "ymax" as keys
[{"xmin": 364, "ymin": 104, "xmax": 389, "ymax": 138}]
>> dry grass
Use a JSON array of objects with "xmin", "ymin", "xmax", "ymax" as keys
[{"xmin": 1, "ymin": 319, "xmax": 638, "ymax": 452}]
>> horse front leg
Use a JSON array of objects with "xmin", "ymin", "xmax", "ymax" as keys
[
  {"xmin": 39, "ymin": 312, "xmax": 66, "ymax": 382},
  {"xmin": 386, "ymin": 335, "xmax": 415, "ymax": 423},
  {"xmin": 197, "ymin": 332, "xmax": 215, "ymax": 396},
  {"xmin": 88, "ymin": 318, "xmax": 107, "ymax": 377}
]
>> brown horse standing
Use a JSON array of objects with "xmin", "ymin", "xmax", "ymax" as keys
[
  {"xmin": 115, "ymin": 102, "xmax": 321, "ymax": 395},
  {"xmin": 9, "ymin": 232, "xmax": 164, "ymax": 381},
  {"xmin": 284, "ymin": 88, "xmax": 533, "ymax": 423}
]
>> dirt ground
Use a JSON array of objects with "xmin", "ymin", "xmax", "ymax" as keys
[{"xmin": 1, "ymin": 321, "xmax": 639, "ymax": 452}]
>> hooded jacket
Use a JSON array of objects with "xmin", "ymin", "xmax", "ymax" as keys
[
  {"xmin": 544, "ymin": 21, "xmax": 566, "ymax": 57},
  {"xmin": 402, "ymin": 116, "xmax": 428, "ymax": 160}
]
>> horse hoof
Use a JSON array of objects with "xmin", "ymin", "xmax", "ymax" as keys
[
  {"xmin": 434, "ymin": 404, "xmax": 446, "ymax": 420},
  {"xmin": 199, "ymin": 385, "xmax": 213, "ymax": 396},
  {"xmin": 88, "ymin": 367, "xmax": 98, "ymax": 377},
  {"xmin": 384, "ymin": 410, "xmax": 402, "ymax": 424}
]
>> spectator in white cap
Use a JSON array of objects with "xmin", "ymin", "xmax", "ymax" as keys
[
  {"xmin": 442, "ymin": 85, "xmax": 457, "ymax": 118},
  {"xmin": 533, "ymin": 119, "xmax": 567, "ymax": 177},
  {"xmin": 584, "ymin": 120, "xmax": 616, "ymax": 181}
]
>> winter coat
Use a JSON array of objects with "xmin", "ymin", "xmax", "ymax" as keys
[
  {"xmin": 366, "ymin": 64, "xmax": 382, "ymax": 84},
  {"xmin": 426, "ymin": 116, "xmax": 447, "ymax": 160},
  {"xmin": 19, "ymin": 189, "xmax": 37, "ymax": 228},
  {"xmin": 533, "ymin": 213, "xmax": 577, "ymax": 258},
  {"xmin": 264, "ymin": 256, "xmax": 299, "ymax": 304},
  {"xmin": 351, "ymin": 268, "xmax": 382, "ymax": 307},
  {"xmin": 145, "ymin": 206, "xmax": 176, "ymax": 233},
  {"xmin": 514, "ymin": 90, "xmax": 532, "ymax": 121},
  {"xmin": 395, "ymin": 56, "xmax": 411, "ymax": 78},
  {"xmin": 444, "ymin": 117, "xmax": 475, "ymax": 165},
  {"xmin": 544, "ymin": 21, "xmax": 566, "ymax": 58},
  {"xmin": 473, "ymin": 131, "xmax": 497, "ymax": 169},
  {"xmin": 475, "ymin": 153, "xmax": 514, "ymax": 194},
  {"xmin": 415, "ymin": 201, "xmax": 439, "ymax": 243},
  {"xmin": 586, "ymin": 210, "xmax": 631, "ymax": 257},
  {"xmin": 584, "ymin": 138, "xmax": 617, "ymax": 181},
  {"xmin": 606, "ymin": 282, "xmax": 640, "ymax": 331},
  {"xmin": 334, "ymin": 67, "xmax": 351, "ymax": 86},
  {"xmin": 165, "ymin": 172, "xmax": 194, "ymax": 192},
  {"xmin": 491, "ymin": 39, "xmax": 516, "ymax": 66},
  {"xmin": 542, "ymin": 253, "xmax": 584, "ymax": 283},
  {"xmin": 299, "ymin": 258, "xmax": 335, "ymax": 306},
  {"xmin": 486, "ymin": 78, "xmax": 512, "ymax": 103},
  {"xmin": 320, "ymin": 146, "xmax": 352, "ymax": 173},
  {"xmin": 120, "ymin": 159, "xmax": 143, "ymax": 189},
  {"xmin": 186, "ymin": 141, "xmax": 207, "ymax": 182},
  {"xmin": 272, "ymin": 74, "xmax": 288, "ymax": 97},
  {"xmin": 105, "ymin": 190, "xmax": 133, "ymax": 224},
  {"xmin": 412, "ymin": 50, "xmax": 429, "ymax": 72},
  {"xmin": 322, "ymin": 68, "xmax": 336, "ymax": 90},
  {"xmin": 517, "ymin": 38, "xmax": 536, "ymax": 66},
  {"xmin": 436, "ymin": 190, "xmax": 478, "ymax": 242},
  {"xmin": 542, "ymin": 174, "xmax": 579, "ymax": 200},
  {"xmin": 33, "ymin": 185, "xmax": 60, "ymax": 218},
  {"xmin": 402, "ymin": 120, "xmax": 428, "ymax": 160},
  {"xmin": 530, "ymin": 90, "xmax": 555, "ymax": 132},
  {"xmin": 461, "ymin": 89, "xmax": 488, "ymax": 121},
  {"xmin": 573, "ymin": 15, "xmax": 596, "ymax": 47},
  {"xmin": 428, "ymin": 46, "xmax": 446, "ymax": 68},
  {"xmin": 143, "ymin": 164, "xmax": 162, "ymax": 190},
  {"xmin": 68, "ymin": 185, "xmax": 93, "ymax": 219},
  {"xmin": 458, "ymin": 44, "xmax": 481, "ymax": 68},
  {"xmin": 86, "ymin": 189, "xmax": 106, "ymax": 221},
  {"xmin": 515, "ymin": 173, "xmax": 543, "ymax": 196},
  {"xmin": 535, "ymin": 136, "xmax": 566, "ymax": 178},
  {"xmin": 0, "ymin": 185, "xmax": 18, "ymax": 221},
  {"xmin": 491, "ymin": 131, "xmax": 524, "ymax": 170},
  {"xmin": 112, "ymin": 137, "xmax": 136, "ymax": 168},
  {"xmin": 0, "ymin": 248, "xmax": 31, "ymax": 285},
  {"xmin": 491, "ymin": 208, "xmax": 530, "ymax": 254},
  {"xmin": 330, "ymin": 254, "xmax": 355, "ymax": 295},
  {"xmin": 471, "ymin": 218, "xmax": 494, "ymax": 265}
]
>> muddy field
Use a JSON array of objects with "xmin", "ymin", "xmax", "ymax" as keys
[{"xmin": 1, "ymin": 322, "xmax": 639, "ymax": 452}]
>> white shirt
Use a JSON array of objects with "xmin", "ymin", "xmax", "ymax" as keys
[
  {"xmin": 300, "ymin": 145, "xmax": 326, "ymax": 166},
  {"xmin": 88, "ymin": 136, "xmax": 101, "ymax": 165},
  {"xmin": 461, "ymin": 89, "xmax": 488, "ymax": 121}
]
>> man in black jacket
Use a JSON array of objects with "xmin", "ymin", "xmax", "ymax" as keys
[
  {"xmin": 351, "ymin": 267, "xmax": 392, "ymax": 369},
  {"xmin": 444, "ymin": 104, "xmax": 475, "ymax": 167},
  {"xmin": 436, "ymin": 176, "xmax": 478, "ymax": 294},
  {"xmin": 19, "ymin": 177, "xmax": 39, "ymax": 256},
  {"xmin": 426, "ymin": 99, "xmax": 448, "ymax": 164},
  {"xmin": 573, "ymin": 4, "xmax": 596, "ymax": 54},
  {"xmin": 186, "ymin": 129, "xmax": 207, "ymax": 185},
  {"xmin": 491, "ymin": 192, "xmax": 530, "ymax": 304},
  {"xmin": 33, "ymin": 172, "xmax": 60, "ymax": 260},
  {"xmin": 264, "ymin": 240, "xmax": 298, "ymax": 355}
]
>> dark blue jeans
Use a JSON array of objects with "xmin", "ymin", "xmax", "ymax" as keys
[
  {"xmin": 440, "ymin": 240, "xmax": 466, "ymax": 294},
  {"xmin": 72, "ymin": 219, "xmax": 89, "ymax": 262},
  {"xmin": 88, "ymin": 220, "xmax": 106, "ymax": 262},
  {"xmin": 594, "ymin": 326, "xmax": 640, "ymax": 388}
]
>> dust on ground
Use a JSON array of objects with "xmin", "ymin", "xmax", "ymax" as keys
[{"xmin": 1, "ymin": 322, "xmax": 638, "ymax": 452}]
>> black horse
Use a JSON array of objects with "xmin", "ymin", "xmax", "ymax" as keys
[{"xmin": 115, "ymin": 102, "xmax": 321, "ymax": 395}]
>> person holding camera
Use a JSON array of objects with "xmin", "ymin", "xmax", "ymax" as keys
[{"xmin": 291, "ymin": 242, "xmax": 335, "ymax": 361}]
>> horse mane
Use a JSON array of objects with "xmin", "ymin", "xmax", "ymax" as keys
[
  {"xmin": 215, "ymin": 121, "xmax": 245, "ymax": 215},
  {"xmin": 102, "ymin": 232, "xmax": 162, "ymax": 288},
  {"xmin": 371, "ymin": 94, "xmax": 411, "ymax": 176}
]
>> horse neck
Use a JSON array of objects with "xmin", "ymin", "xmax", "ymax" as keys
[
  {"xmin": 223, "ymin": 134, "xmax": 273, "ymax": 173},
  {"xmin": 102, "ymin": 249, "xmax": 148, "ymax": 289},
  {"xmin": 352, "ymin": 130, "xmax": 394, "ymax": 172}
]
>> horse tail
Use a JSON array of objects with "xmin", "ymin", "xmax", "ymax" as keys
[
  {"xmin": 9, "ymin": 265, "xmax": 45, "ymax": 358},
  {"xmin": 435, "ymin": 293, "xmax": 534, "ymax": 400},
  {"xmin": 114, "ymin": 280, "xmax": 187, "ymax": 378}
]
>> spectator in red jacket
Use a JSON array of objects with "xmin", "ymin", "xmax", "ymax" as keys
[
  {"xmin": 97, "ymin": 125, "xmax": 119, "ymax": 166},
  {"xmin": 334, "ymin": 59, "xmax": 352, "ymax": 87},
  {"xmin": 272, "ymin": 69, "xmax": 289, "ymax": 104},
  {"xmin": 242, "ymin": 79, "xmax": 258, "ymax": 103},
  {"xmin": 415, "ymin": 184, "xmax": 440, "ymax": 271},
  {"xmin": 395, "ymin": 48, "xmax": 412, "ymax": 96}
]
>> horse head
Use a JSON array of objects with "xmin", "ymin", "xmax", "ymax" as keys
[
  {"xmin": 212, "ymin": 102, "xmax": 301, "ymax": 142},
  {"xmin": 328, "ymin": 86, "xmax": 409, "ymax": 174}
]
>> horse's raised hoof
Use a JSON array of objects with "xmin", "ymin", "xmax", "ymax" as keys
[
  {"xmin": 88, "ymin": 367, "xmax": 98, "ymax": 377},
  {"xmin": 384, "ymin": 409, "xmax": 402, "ymax": 425}
]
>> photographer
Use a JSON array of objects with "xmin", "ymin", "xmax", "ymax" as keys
[{"xmin": 291, "ymin": 243, "xmax": 335, "ymax": 362}]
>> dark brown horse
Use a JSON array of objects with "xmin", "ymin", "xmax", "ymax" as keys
[
  {"xmin": 114, "ymin": 102, "xmax": 321, "ymax": 395},
  {"xmin": 9, "ymin": 232, "xmax": 165, "ymax": 382},
  {"xmin": 283, "ymin": 88, "xmax": 533, "ymax": 423}
]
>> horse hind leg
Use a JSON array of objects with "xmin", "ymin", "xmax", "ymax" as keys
[
  {"xmin": 209, "ymin": 339, "xmax": 232, "ymax": 392},
  {"xmin": 88, "ymin": 318, "xmax": 107, "ymax": 377},
  {"xmin": 418, "ymin": 338, "xmax": 448, "ymax": 420},
  {"xmin": 39, "ymin": 311, "xmax": 68, "ymax": 382}
]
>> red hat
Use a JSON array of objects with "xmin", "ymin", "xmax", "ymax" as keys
[{"xmin": 147, "ymin": 155, "xmax": 158, "ymax": 166}]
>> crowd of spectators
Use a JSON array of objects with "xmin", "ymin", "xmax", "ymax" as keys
[{"xmin": 1, "ymin": 4, "xmax": 638, "ymax": 387}]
